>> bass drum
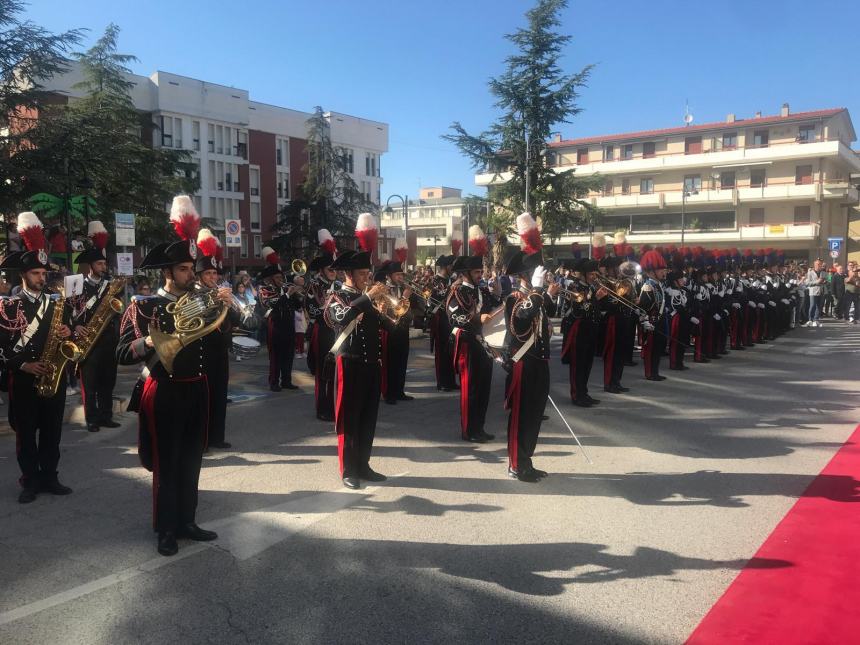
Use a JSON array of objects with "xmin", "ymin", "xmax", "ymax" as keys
[
  {"xmin": 232, "ymin": 335, "xmax": 261, "ymax": 359},
  {"xmin": 481, "ymin": 305, "xmax": 507, "ymax": 350}
]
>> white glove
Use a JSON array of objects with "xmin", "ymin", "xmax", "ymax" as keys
[
  {"xmin": 781, "ymin": 299, "xmax": 789, "ymax": 305},
  {"xmin": 713, "ymin": 313, "xmax": 722, "ymax": 321},
  {"xmin": 757, "ymin": 303, "xmax": 765, "ymax": 309},
  {"xmin": 748, "ymin": 301, "xmax": 757, "ymax": 308},
  {"xmin": 690, "ymin": 316, "xmax": 700, "ymax": 325},
  {"xmin": 732, "ymin": 302, "xmax": 741, "ymax": 309},
  {"xmin": 531, "ymin": 266, "xmax": 547, "ymax": 289},
  {"xmin": 768, "ymin": 300, "xmax": 776, "ymax": 307},
  {"xmin": 642, "ymin": 321, "xmax": 655, "ymax": 332}
]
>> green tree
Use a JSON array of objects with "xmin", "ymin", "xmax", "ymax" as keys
[
  {"xmin": 442, "ymin": 0, "xmax": 602, "ymax": 256},
  {"xmin": 274, "ymin": 106, "xmax": 376, "ymax": 253},
  {"xmin": 16, "ymin": 24, "xmax": 198, "ymax": 251}
]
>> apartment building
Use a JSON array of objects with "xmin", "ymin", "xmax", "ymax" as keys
[
  {"xmin": 380, "ymin": 187, "xmax": 469, "ymax": 263},
  {"xmin": 476, "ymin": 105, "xmax": 860, "ymax": 263},
  {"xmin": 33, "ymin": 64, "xmax": 388, "ymax": 267}
]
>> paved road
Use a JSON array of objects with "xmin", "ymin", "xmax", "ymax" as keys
[{"xmin": 1, "ymin": 321, "xmax": 858, "ymax": 644}]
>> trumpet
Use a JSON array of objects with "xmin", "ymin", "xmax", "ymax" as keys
[
  {"xmin": 556, "ymin": 284, "xmax": 587, "ymax": 303},
  {"xmin": 291, "ymin": 259, "xmax": 307, "ymax": 276},
  {"xmin": 405, "ymin": 278, "xmax": 443, "ymax": 309},
  {"xmin": 366, "ymin": 284, "xmax": 410, "ymax": 323}
]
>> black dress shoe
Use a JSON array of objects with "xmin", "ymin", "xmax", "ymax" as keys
[
  {"xmin": 158, "ymin": 532, "xmax": 178, "ymax": 556},
  {"xmin": 541, "ymin": 414, "xmax": 549, "ymax": 421},
  {"xmin": 397, "ymin": 394, "xmax": 414, "ymax": 401},
  {"xmin": 384, "ymin": 398, "xmax": 397, "ymax": 405},
  {"xmin": 615, "ymin": 385, "xmax": 630, "ymax": 392},
  {"xmin": 86, "ymin": 424, "xmax": 100, "ymax": 433},
  {"xmin": 478, "ymin": 431, "xmax": 495, "ymax": 441},
  {"xmin": 645, "ymin": 375, "xmax": 667, "ymax": 381},
  {"xmin": 604, "ymin": 385, "xmax": 623, "ymax": 393},
  {"xmin": 624, "ymin": 361, "xmax": 638, "ymax": 367},
  {"xmin": 694, "ymin": 358, "xmax": 710, "ymax": 363},
  {"xmin": 437, "ymin": 386, "xmax": 456, "ymax": 392},
  {"xmin": 466, "ymin": 434, "xmax": 489, "ymax": 443},
  {"xmin": 41, "ymin": 480, "xmax": 72, "ymax": 495},
  {"xmin": 100, "ymin": 420, "xmax": 121, "ymax": 428},
  {"xmin": 270, "ymin": 383, "xmax": 282, "ymax": 392},
  {"xmin": 529, "ymin": 467, "xmax": 548, "ymax": 478},
  {"xmin": 18, "ymin": 488, "xmax": 37, "ymax": 504},
  {"xmin": 210, "ymin": 441, "xmax": 232, "ymax": 450},
  {"xmin": 281, "ymin": 383, "xmax": 299, "ymax": 390},
  {"xmin": 316, "ymin": 413, "xmax": 334, "ymax": 422},
  {"xmin": 360, "ymin": 468, "xmax": 387, "ymax": 482},
  {"xmin": 585, "ymin": 395, "xmax": 601, "ymax": 405},
  {"xmin": 571, "ymin": 398, "xmax": 592, "ymax": 408},
  {"xmin": 508, "ymin": 468, "xmax": 540, "ymax": 483},
  {"xmin": 342, "ymin": 476, "xmax": 360, "ymax": 489},
  {"xmin": 177, "ymin": 523, "xmax": 218, "ymax": 541}
]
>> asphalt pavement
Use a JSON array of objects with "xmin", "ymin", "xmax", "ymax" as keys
[{"xmin": 0, "ymin": 320, "xmax": 858, "ymax": 644}]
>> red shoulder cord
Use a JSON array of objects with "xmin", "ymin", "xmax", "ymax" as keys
[
  {"xmin": 0, "ymin": 299, "xmax": 27, "ymax": 332},
  {"xmin": 120, "ymin": 301, "xmax": 156, "ymax": 339}
]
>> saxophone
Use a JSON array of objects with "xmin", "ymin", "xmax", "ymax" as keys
[
  {"xmin": 76, "ymin": 277, "xmax": 127, "ymax": 362},
  {"xmin": 35, "ymin": 296, "xmax": 83, "ymax": 398}
]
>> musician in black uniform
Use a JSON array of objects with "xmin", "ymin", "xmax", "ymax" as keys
[
  {"xmin": 259, "ymin": 249, "xmax": 303, "ymax": 392},
  {"xmin": 117, "ymin": 196, "xmax": 229, "ymax": 556},
  {"xmin": 323, "ymin": 250, "xmax": 394, "ymax": 489},
  {"xmin": 73, "ymin": 221, "xmax": 120, "ymax": 433},
  {"xmin": 0, "ymin": 213, "xmax": 75, "ymax": 504},
  {"xmin": 665, "ymin": 268, "xmax": 691, "ymax": 370},
  {"xmin": 448, "ymin": 255, "xmax": 499, "ymax": 442},
  {"xmin": 195, "ymin": 229, "xmax": 243, "ymax": 450},
  {"xmin": 380, "ymin": 261, "xmax": 417, "ymax": 405},
  {"xmin": 503, "ymin": 250, "xmax": 558, "ymax": 482},
  {"xmin": 638, "ymin": 250, "xmax": 668, "ymax": 381},
  {"xmin": 428, "ymin": 255, "xmax": 457, "ymax": 391},
  {"xmin": 305, "ymin": 253, "xmax": 338, "ymax": 421},
  {"xmin": 561, "ymin": 259, "xmax": 605, "ymax": 407},
  {"xmin": 600, "ymin": 257, "xmax": 629, "ymax": 394}
]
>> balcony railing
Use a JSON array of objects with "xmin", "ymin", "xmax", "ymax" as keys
[{"xmin": 557, "ymin": 221, "xmax": 820, "ymax": 243}]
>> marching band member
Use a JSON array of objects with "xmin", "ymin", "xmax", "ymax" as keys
[
  {"xmin": 195, "ymin": 229, "xmax": 240, "ymax": 450},
  {"xmin": 1, "ymin": 213, "xmax": 75, "ymax": 503},
  {"xmin": 259, "ymin": 246, "xmax": 302, "ymax": 392},
  {"xmin": 600, "ymin": 256, "xmax": 629, "ymax": 394},
  {"xmin": 503, "ymin": 249, "xmax": 558, "ymax": 483},
  {"xmin": 691, "ymin": 267, "xmax": 710, "ymax": 363},
  {"xmin": 323, "ymin": 250, "xmax": 393, "ymax": 489},
  {"xmin": 448, "ymin": 253, "xmax": 499, "ymax": 442},
  {"xmin": 305, "ymin": 231, "xmax": 339, "ymax": 421},
  {"xmin": 73, "ymin": 221, "xmax": 121, "ymax": 433},
  {"xmin": 561, "ymin": 259, "xmax": 603, "ymax": 406},
  {"xmin": 117, "ymin": 196, "xmax": 231, "ymax": 556},
  {"xmin": 638, "ymin": 250, "xmax": 668, "ymax": 381},
  {"xmin": 726, "ymin": 258, "xmax": 746, "ymax": 351},
  {"xmin": 380, "ymin": 261, "xmax": 416, "ymax": 405},
  {"xmin": 428, "ymin": 255, "xmax": 457, "ymax": 391},
  {"xmin": 665, "ymin": 267, "xmax": 691, "ymax": 371}
]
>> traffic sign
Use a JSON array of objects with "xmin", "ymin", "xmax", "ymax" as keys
[
  {"xmin": 114, "ymin": 213, "xmax": 135, "ymax": 246},
  {"xmin": 225, "ymin": 219, "xmax": 242, "ymax": 247},
  {"xmin": 830, "ymin": 250, "xmax": 840, "ymax": 259},
  {"xmin": 828, "ymin": 237, "xmax": 843, "ymax": 252}
]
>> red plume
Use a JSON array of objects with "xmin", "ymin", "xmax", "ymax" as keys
[
  {"xmin": 318, "ymin": 228, "xmax": 337, "ymax": 255},
  {"xmin": 451, "ymin": 238, "xmax": 463, "ymax": 256},
  {"xmin": 197, "ymin": 229, "xmax": 219, "ymax": 258},
  {"xmin": 394, "ymin": 247, "xmax": 407, "ymax": 264},
  {"xmin": 592, "ymin": 245, "xmax": 605, "ymax": 260},
  {"xmin": 613, "ymin": 244, "xmax": 625, "ymax": 257},
  {"xmin": 355, "ymin": 213, "xmax": 378, "ymax": 253},
  {"xmin": 17, "ymin": 212, "xmax": 46, "ymax": 252},
  {"xmin": 169, "ymin": 195, "xmax": 200, "ymax": 241},
  {"xmin": 516, "ymin": 212, "xmax": 542, "ymax": 254},
  {"xmin": 469, "ymin": 237, "xmax": 488, "ymax": 257}
]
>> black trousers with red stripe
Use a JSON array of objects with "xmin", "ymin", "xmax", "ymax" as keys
[
  {"xmin": 505, "ymin": 356, "xmax": 549, "ymax": 473},
  {"xmin": 563, "ymin": 318, "xmax": 596, "ymax": 402},
  {"xmin": 669, "ymin": 313, "xmax": 688, "ymax": 369},
  {"xmin": 454, "ymin": 335, "xmax": 493, "ymax": 439},
  {"xmin": 642, "ymin": 323, "xmax": 666, "ymax": 378},
  {"xmin": 383, "ymin": 328, "xmax": 410, "ymax": 401},
  {"xmin": 618, "ymin": 314, "xmax": 637, "ymax": 366},
  {"xmin": 431, "ymin": 310, "xmax": 457, "ymax": 389},
  {"xmin": 205, "ymin": 350, "xmax": 229, "ymax": 446},
  {"xmin": 334, "ymin": 358, "xmax": 381, "ymax": 478},
  {"xmin": 79, "ymin": 340, "xmax": 118, "ymax": 425},
  {"xmin": 267, "ymin": 318, "xmax": 295, "ymax": 386},
  {"xmin": 602, "ymin": 313, "xmax": 625, "ymax": 387},
  {"xmin": 139, "ymin": 377, "xmax": 208, "ymax": 533},
  {"xmin": 9, "ymin": 371, "xmax": 66, "ymax": 489},
  {"xmin": 310, "ymin": 322, "xmax": 336, "ymax": 418}
]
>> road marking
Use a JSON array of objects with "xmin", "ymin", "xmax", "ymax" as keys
[{"xmin": 0, "ymin": 473, "xmax": 408, "ymax": 626}]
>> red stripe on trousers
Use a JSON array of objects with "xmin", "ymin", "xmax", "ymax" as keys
[
  {"xmin": 267, "ymin": 317, "xmax": 276, "ymax": 384},
  {"xmin": 670, "ymin": 315, "xmax": 681, "ymax": 368},
  {"xmin": 506, "ymin": 360, "xmax": 524, "ymax": 471},
  {"xmin": 77, "ymin": 365, "xmax": 87, "ymax": 419},
  {"xmin": 603, "ymin": 316, "xmax": 616, "ymax": 387},
  {"xmin": 334, "ymin": 356, "xmax": 346, "ymax": 476},
  {"xmin": 642, "ymin": 331, "xmax": 654, "ymax": 378},
  {"xmin": 564, "ymin": 320, "xmax": 580, "ymax": 400},
  {"xmin": 457, "ymin": 342, "xmax": 470, "ymax": 439},
  {"xmin": 729, "ymin": 309, "xmax": 739, "ymax": 347},
  {"xmin": 380, "ymin": 329, "xmax": 389, "ymax": 398},
  {"xmin": 140, "ymin": 377, "xmax": 160, "ymax": 528},
  {"xmin": 311, "ymin": 324, "xmax": 320, "ymax": 404},
  {"xmin": 430, "ymin": 313, "xmax": 441, "ymax": 384}
]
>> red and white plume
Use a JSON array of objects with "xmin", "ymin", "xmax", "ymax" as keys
[
  {"xmin": 197, "ymin": 228, "xmax": 219, "ymax": 259},
  {"xmin": 355, "ymin": 213, "xmax": 378, "ymax": 254},
  {"xmin": 88, "ymin": 220, "xmax": 109, "ymax": 251},
  {"xmin": 393, "ymin": 237, "xmax": 408, "ymax": 264},
  {"xmin": 613, "ymin": 231, "xmax": 626, "ymax": 257},
  {"xmin": 262, "ymin": 246, "xmax": 280, "ymax": 266},
  {"xmin": 318, "ymin": 228, "xmax": 337, "ymax": 256},
  {"xmin": 17, "ymin": 211, "xmax": 46, "ymax": 252},
  {"xmin": 592, "ymin": 233, "xmax": 606, "ymax": 260},
  {"xmin": 516, "ymin": 212, "xmax": 542, "ymax": 254},
  {"xmin": 450, "ymin": 228, "xmax": 463, "ymax": 257},
  {"xmin": 169, "ymin": 195, "xmax": 201, "ymax": 241},
  {"xmin": 468, "ymin": 225, "xmax": 489, "ymax": 257}
]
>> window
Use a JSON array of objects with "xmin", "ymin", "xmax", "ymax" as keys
[
  {"xmin": 207, "ymin": 124, "xmax": 215, "ymax": 153},
  {"xmin": 640, "ymin": 177, "xmax": 654, "ymax": 195},
  {"xmin": 192, "ymin": 121, "xmax": 200, "ymax": 151},
  {"xmin": 426, "ymin": 191, "xmax": 435, "ymax": 198},
  {"xmin": 577, "ymin": 148, "xmax": 589, "ymax": 165},
  {"xmin": 240, "ymin": 233, "xmax": 248, "ymax": 258},
  {"xmin": 237, "ymin": 131, "xmax": 247, "ymax": 159},
  {"xmin": 160, "ymin": 115, "xmax": 173, "ymax": 147},
  {"xmin": 603, "ymin": 145, "xmax": 614, "ymax": 162},
  {"xmin": 720, "ymin": 171, "xmax": 736, "ymax": 189},
  {"xmin": 341, "ymin": 148, "xmax": 354, "ymax": 173},
  {"xmin": 250, "ymin": 167, "xmax": 260, "ymax": 196},
  {"xmin": 276, "ymin": 171, "xmax": 290, "ymax": 199},
  {"xmin": 602, "ymin": 179, "xmax": 614, "ymax": 196},
  {"xmin": 174, "ymin": 118, "xmax": 182, "ymax": 148},
  {"xmin": 793, "ymin": 205, "xmax": 811, "ymax": 224},
  {"xmin": 365, "ymin": 155, "xmax": 371, "ymax": 175},
  {"xmin": 684, "ymin": 137, "xmax": 702, "ymax": 155},
  {"xmin": 798, "ymin": 125, "xmax": 815, "ymax": 143},
  {"xmin": 276, "ymin": 138, "xmax": 289, "ymax": 167},
  {"xmin": 622, "ymin": 144, "xmax": 633, "ymax": 160},
  {"xmin": 643, "ymin": 142, "xmax": 656, "ymax": 159},
  {"xmin": 752, "ymin": 130, "xmax": 769, "ymax": 148},
  {"xmin": 683, "ymin": 175, "xmax": 701, "ymax": 193},
  {"xmin": 250, "ymin": 203, "xmax": 261, "ymax": 232},
  {"xmin": 795, "ymin": 164, "xmax": 813, "ymax": 185},
  {"xmin": 722, "ymin": 132, "xmax": 737, "ymax": 150},
  {"xmin": 749, "ymin": 208, "xmax": 765, "ymax": 226},
  {"xmin": 276, "ymin": 148, "xmax": 282, "ymax": 166},
  {"xmin": 750, "ymin": 168, "xmax": 767, "ymax": 188},
  {"xmin": 253, "ymin": 235, "xmax": 262, "ymax": 258},
  {"xmin": 621, "ymin": 178, "xmax": 630, "ymax": 195}
]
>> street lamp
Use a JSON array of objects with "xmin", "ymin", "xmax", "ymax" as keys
[{"xmin": 385, "ymin": 194, "xmax": 409, "ymax": 231}]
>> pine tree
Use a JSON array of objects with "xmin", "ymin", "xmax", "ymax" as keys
[{"xmin": 442, "ymin": 0, "xmax": 602, "ymax": 257}]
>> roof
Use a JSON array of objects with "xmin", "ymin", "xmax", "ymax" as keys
[{"xmin": 550, "ymin": 108, "xmax": 848, "ymax": 148}]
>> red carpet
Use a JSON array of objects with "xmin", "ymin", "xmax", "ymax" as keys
[{"xmin": 687, "ymin": 425, "xmax": 860, "ymax": 644}]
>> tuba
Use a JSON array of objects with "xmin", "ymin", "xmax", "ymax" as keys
[
  {"xmin": 36, "ymin": 295, "xmax": 83, "ymax": 398},
  {"xmin": 149, "ymin": 287, "xmax": 228, "ymax": 374}
]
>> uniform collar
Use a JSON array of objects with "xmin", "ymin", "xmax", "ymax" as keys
[
  {"xmin": 157, "ymin": 287, "xmax": 179, "ymax": 302},
  {"xmin": 20, "ymin": 287, "xmax": 44, "ymax": 303}
]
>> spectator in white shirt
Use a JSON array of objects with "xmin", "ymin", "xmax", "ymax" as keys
[{"xmin": 805, "ymin": 259, "xmax": 827, "ymax": 327}]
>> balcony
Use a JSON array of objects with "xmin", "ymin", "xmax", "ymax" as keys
[{"xmin": 557, "ymin": 222, "xmax": 820, "ymax": 246}]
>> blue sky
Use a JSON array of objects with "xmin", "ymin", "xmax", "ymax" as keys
[{"xmin": 23, "ymin": 0, "xmax": 860, "ymax": 203}]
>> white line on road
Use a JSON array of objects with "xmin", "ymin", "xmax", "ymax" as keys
[{"xmin": 0, "ymin": 473, "xmax": 408, "ymax": 627}]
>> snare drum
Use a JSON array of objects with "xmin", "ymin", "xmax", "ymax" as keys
[
  {"xmin": 231, "ymin": 335, "xmax": 261, "ymax": 359},
  {"xmin": 481, "ymin": 305, "xmax": 507, "ymax": 350}
]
